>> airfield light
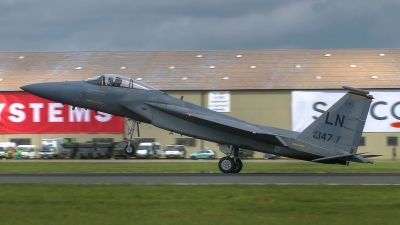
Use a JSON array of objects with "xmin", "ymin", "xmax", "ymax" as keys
[
  {"xmin": 196, "ymin": 55, "xmax": 203, "ymax": 58},
  {"xmin": 378, "ymin": 53, "xmax": 385, "ymax": 56},
  {"xmin": 136, "ymin": 78, "xmax": 143, "ymax": 81},
  {"xmin": 295, "ymin": 65, "xmax": 301, "ymax": 68},
  {"xmin": 315, "ymin": 76, "xmax": 322, "ymax": 79},
  {"xmin": 236, "ymin": 55, "xmax": 242, "ymax": 58},
  {"xmin": 371, "ymin": 76, "xmax": 378, "ymax": 79},
  {"xmin": 120, "ymin": 66, "xmax": 127, "ymax": 70},
  {"xmin": 18, "ymin": 56, "xmax": 25, "ymax": 59},
  {"xmin": 182, "ymin": 77, "xmax": 188, "ymax": 80},
  {"xmin": 349, "ymin": 65, "xmax": 356, "ymax": 68},
  {"xmin": 209, "ymin": 66, "xmax": 216, "ymax": 69},
  {"xmin": 76, "ymin": 67, "xmax": 83, "ymax": 70},
  {"xmin": 169, "ymin": 66, "xmax": 175, "ymax": 69},
  {"xmin": 0, "ymin": 78, "xmax": 3, "ymax": 82},
  {"xmin": 324, "ymin": 54, "xmax": 331, "ymax": 57},
  {"xmin": 249, "ymin": 66, "xmax": 256, "ymax": 69},
  {"xmin": 222, "ymin": 77, "xmax": 229, "ymax": 80}
]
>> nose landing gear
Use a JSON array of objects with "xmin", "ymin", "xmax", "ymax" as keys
[
  {"xmin": 123, "ymin": 118, "xmax": 140, "ymax": 156},
  {"xmin": 124, "ymin": 145, "xmax": 135, "ymax": 155},
  {"xmin": 218, "ymin": 146, "xmax": 243, "ymax": 173}
]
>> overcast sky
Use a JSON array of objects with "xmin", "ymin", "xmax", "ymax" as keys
[{"xmin": 0, "ymin": 0, "xmax": 399, "ymax": 51}]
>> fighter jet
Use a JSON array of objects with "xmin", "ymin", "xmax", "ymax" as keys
[{"xmin": 21, "ymin": 74, "xmax": 380, "ymax": 173}]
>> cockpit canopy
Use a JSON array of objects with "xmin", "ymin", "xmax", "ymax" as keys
[{"xmin": 84, "ymin": 74, "xmax": 157, "ymax": 91}]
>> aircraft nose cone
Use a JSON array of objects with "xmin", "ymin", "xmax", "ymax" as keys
[{"xmin": 21, "ymin": 83, "xmax": 61, "ymax": 102}]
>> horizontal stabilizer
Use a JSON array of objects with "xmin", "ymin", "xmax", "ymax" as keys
[
  {"xmin": 312, "ymin": 153, "xmax": 374, "ymax": 164},
  {"xmin": 359, "ymin": 154, "xmax": 383, "ymax": 158},
  {"xmin": 312, "ymin": 154, "xmax": 359, "ymax": 162}
]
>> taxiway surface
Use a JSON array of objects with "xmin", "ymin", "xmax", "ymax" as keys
[{"xmin": 1, "ymin": 173, "xmax": 399, "ymax": 184}]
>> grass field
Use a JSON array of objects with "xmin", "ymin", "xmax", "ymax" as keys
[
  {"xmin": 1, "ymin": 160, "xmax": 400, "ymax": 173},
  {"xmin": 0, "ymin": 184, "xmax": 399, "ymax": 225},
  {"xmin": 1, "ymin": 161, "xmax": 399, "ymax": 225}
]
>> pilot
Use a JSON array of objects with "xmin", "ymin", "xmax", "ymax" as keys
[
  {"xmin": 107, "ymin": 77, "xmax": 114, "ymax": 86},
  {"xmin": 114, "ymin": 77, "xmax": 122, "ymax": 87}
]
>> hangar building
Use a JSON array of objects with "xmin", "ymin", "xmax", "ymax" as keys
[{"xmin": 1, "ymin": 49, "xmax": 399, "ymax": 159}]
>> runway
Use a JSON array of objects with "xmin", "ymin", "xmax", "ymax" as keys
[
  {"xmin": 0, "ymin": 159, "xmax": 302, "ymax": 163},
  {"xmin": 1, "ymin": 173, "xmax": 400, "ymax": 185}
]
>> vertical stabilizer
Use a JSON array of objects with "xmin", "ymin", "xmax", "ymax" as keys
[{"xmin": 297, "ymin": 86, "xmax": 373, "ymax": 154}]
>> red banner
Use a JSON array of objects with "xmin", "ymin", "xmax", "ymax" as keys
[{"xmin": 0, "ymin": 92, "xmax": 124, "ymax": 133}]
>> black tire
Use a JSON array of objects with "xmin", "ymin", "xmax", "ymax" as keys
[
  {"xmin": 231, "ymin": 158, "xmax": 243, "ymax": 173},
  {"xmin": 124, "ymin": 145, "xmax": 135, "ymax": 155},
  {"xmin": 190, "ymin": 156, "xmax": 197, "ymax": 160},
  {"xmin": 218, "ymin": 157, "xmax": 234, "ymax": 173}
]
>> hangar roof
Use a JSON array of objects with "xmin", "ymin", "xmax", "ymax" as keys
[{"xmin": 1, "ymin": 49, "xmax": 399, "ymax": 91}]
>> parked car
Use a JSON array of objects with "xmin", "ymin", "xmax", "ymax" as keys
[
  {"xmin": 0, "ymin": 142, "xmax": 17, "ymax": 159},
  {"xmin": 264, "ymin": 153, "xmax": 280, "ymax": 159},
  {"xmin": 190, "ymin": 149, "xmax": 216, "ymax": 160},
  {"xmin": 136, "ymin": 142, "xmax": 163, "ymax": 158},
  {"xmin": 18, "ymin": 145, "xmax": 37, "ymax": 159},
  {"xmin": 0, "ymin": 147, "xmax": 8, "ymax": 159},
  {"xmin": 164, "ymin": 145, "xmax": 186, "ymax": 158},
  {"xmin": 40, "ymin": 145, "xmax": 59, "ymax": 159},
  {"xmin": 41, "ymin": 139, "xmax": 63, "ymax": 158}
]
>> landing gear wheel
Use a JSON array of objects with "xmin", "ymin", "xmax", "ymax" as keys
[
  {"xmin": 231, "ymin": 158, "xmax": 243, "ymax": 173},
  {"xmin": 124, "ymin": 145, "xmax": 135, "ymax": 156},
  {"xmin": 218, "ymin": 157, "xmax": 234, "ymax": 173}
]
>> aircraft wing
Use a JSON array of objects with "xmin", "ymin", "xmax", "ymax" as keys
[{"xmin": 144, "ymin": 103, "xmax": 287, "ymax": 147}]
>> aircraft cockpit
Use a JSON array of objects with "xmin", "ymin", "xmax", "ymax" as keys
[{"xmin": 84, "ymin": 74, "xmax": 157, "ymax": 91}]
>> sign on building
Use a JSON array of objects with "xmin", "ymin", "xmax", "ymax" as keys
[
  {"xmin": 208, "ymin": 91, "xmax": 230, "ymax": 112},
  {"xmin": 292, "ymin": 90, "xmax": 400, "ymax": 132},
  {"xmin": 0, "ymin": 92, "xmax": 123, "ymax": 133}
]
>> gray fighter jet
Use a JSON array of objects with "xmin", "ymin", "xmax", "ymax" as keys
[{"xmin": 21, "ymin": 74, "xmax": 380, "ymax": 173}]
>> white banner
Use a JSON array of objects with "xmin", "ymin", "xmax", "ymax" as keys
[
  {"xmin": 292, "ymin": 90, "xmax": 400, "ymax": 132},
  {"xmin": 208, "ymin": 91, "xmax": 230, "ymax": 112}
]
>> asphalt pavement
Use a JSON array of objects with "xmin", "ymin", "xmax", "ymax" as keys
[
  {"xmin": 1, "ymin": 173, "xmax": 399, "ymax": 184},
  {"xmin": 0, "ymin": 159, "xmax": 303, "ymax": 163}
]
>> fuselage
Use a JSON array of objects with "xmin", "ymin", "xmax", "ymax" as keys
[
  {"xmin": 20, "ymin": 79, "xmax": 328, "ymax": 162},
  {"xmin": 71, "ymin": 81, "xmax": 284, "ymax": 153}
]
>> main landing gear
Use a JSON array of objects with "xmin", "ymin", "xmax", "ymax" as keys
[
  {"xmin": 218, "ymin": 146, "xmax": 243, "ymax": 173},
  {"xmin": 123, "ymin": 118, "xmax": 140, "ymax": 156}
]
